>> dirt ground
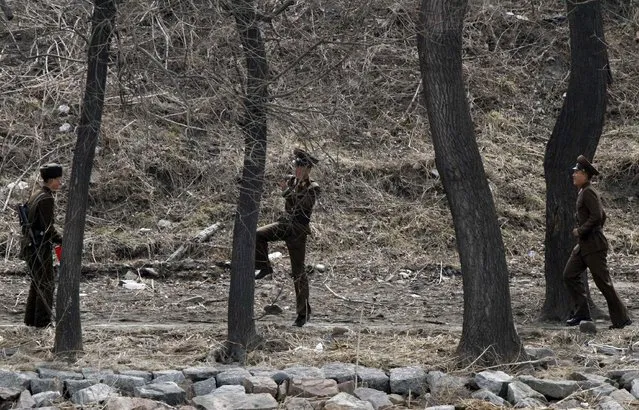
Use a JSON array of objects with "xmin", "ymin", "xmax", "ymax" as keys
[{"xmin": 0, "ymin": 251, "xmax": 637, "ymax": 378}]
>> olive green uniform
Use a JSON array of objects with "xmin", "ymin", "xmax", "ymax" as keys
[
  {"xmin": 563, "ymin": 182, "xmax": 629, "ymax": 326},
  {"xmin": 255, "ymin": 176, "xmax": 320, "ymax": 318},
  {"xmin": 20, "ymin": 186, "xmax": 62, "ymax": 327}
]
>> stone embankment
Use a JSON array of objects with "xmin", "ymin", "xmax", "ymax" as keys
[{"xmin": 1, "ymin": 347, "xmax": 639, "ymax": 409}]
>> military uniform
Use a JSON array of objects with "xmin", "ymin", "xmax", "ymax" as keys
[
  {"xmin": 255, "ymin": 149, "xmax": 320, "ymax": 326},
  {"xmin": 20, "ymin": 165, "xmax": 63, "ymax": 328},
  {"xmin": 563, "ymin": 156, "xmax": 630, "ymax": 329}
]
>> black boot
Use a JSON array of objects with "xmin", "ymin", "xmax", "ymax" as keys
[
  {"xmin": 292, "ymin": 314, "xmax": 309, "ymax": 327},
  {"xmin": 255, "ymin": 267, "xmax": 273, "ymax": 280},
  {"xmin": 609, "ymin": 319, "xmax": 632, "ymax": 330},
  {"xmin": 566, "ymin": 316, "xmax": 592, "ymax": 326}
]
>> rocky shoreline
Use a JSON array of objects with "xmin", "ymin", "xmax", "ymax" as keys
[{"xmin": 0, "ymin": 346, "xmax": 639, "ymax": 409}]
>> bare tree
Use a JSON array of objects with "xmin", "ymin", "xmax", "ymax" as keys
[
  {"xmin": 54, "ymin": 0, "xmax": 116, "ymax": 358},
  {"xmin": 215, "ymin": 0, "xmax": 268, "ymax": 363},
  {"xmin": 541, "ymin": 0, "xmax": 610, "ymax": 321},
  {"xmin": 417, "ymin": 0, "xmax": 524, "ymax": 364}
]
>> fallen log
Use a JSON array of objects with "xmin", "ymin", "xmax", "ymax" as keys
[{"xmin": 165, "ymin": 222, "xmax": 222, "ymax": 263}]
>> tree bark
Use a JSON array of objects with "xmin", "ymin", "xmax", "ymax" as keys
[
  {"xmin": 216, "ymin": 0, "xmax": 267, "ymax": 363},
  {"xmin": 417, "ymin": 0, "xmax": 524, "ymax": 365},
  {"xmin": 54, "ymin": 0, "xmax": 116, "ymax": 358},
  {"xmin": 541, "ymin": 0, "xmax": 609, "ymax": 321}
]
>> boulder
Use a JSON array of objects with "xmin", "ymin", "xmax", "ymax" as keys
[
  {"xmin": 216, "ymin": 368, "xmax": 252, "ymax": 386},
  {"xmin": 71, "ymin": 383, "xmax": 116, "ymax": 405},
  {"xmin": 353, "ymin": 387, "xmax": 393, "ymax": 410},
  {"xmin": 322, "ymin": 363, "xmax": 356, "ymax": 383},
  {"xmin": 32, "ymin": 390, "xmax": 62, "ymax": 407},
  {"xmin": 389, "ymin": 366, "xmax": 427, "ymax": 395},
  {"xmin": 475, "ymin": 370, "xmax": 513, "ymax": 397},
  {"xmin": 426, "ymin": 370, "xmax": 467, "ymax": 397},
  {"xmin": 192, "ymin": 392, "xmax": 278, "ymax": 410},
  {"xmin": 470, "ymin": 389, "xmax": 508, "ymax": 407},
  {"xmin": 105, "ymin": 396, "xmax": 174, "ymax": 410},
  {"xmin": 152, "ymin": 370, "xmax": 185, "ymax": 384},
  {"xmin": 102, "ymin": 374, "xmax": 147, "ymax": 394},
  {"xmin": 609, "ymin": 387, "xmax": 635, "ymax": 405},
  {"xmin": 518, "ymin": 375, "xmax": 580, "ymax": 399},
  {"xmin": 0, "ymin": 370, "xmax": 33, "ymax": 390},
  {"xmin": 134, "ymin": 382, "xmax": 186, "ymax": 406},
  {"xmin": 192, "ymin": 376, "xmax": 217, "ymax": 396},
  {"xmin": 183, "ymin": 367, "xmax": 220, "ymax": 382},
  {"xmin": 0, "ymin": 386, "xmax": 21, "ymax": 401},
  {"xmin": 281, "ymin": 365, "xmax": 324, "ymax": 380},
  {"xmin": 243, "ymin": 376, "xmax": 278, "ymax": 397},
  {"xmin": 514, "ymin": 397, "xmax": 546, "ymax": 408},
  {"xmin": 30, "ymin": 378, "xmax": 63, "ymax": 395},
  {"xmin": 283, "ymin": 397, "xmax": 315, "ymax": 409},
  {"xmin": 324, "ymin": 392, "xmax": 374, "ymax": 410},
  {"xmin": 212, "ymin": 385, "xmax": 246, "ymax": 395},
  {"xmin": 597, "ymin": 396, "xmax": 625, "ymax": 410},
  {"xmin": 37, "ymin": 368, "xmax": 83, "ymax": 380},
  {"xmin": 506, "ymin": 380, "xmax": 547, "ymax": 405},
  {"xmin": 356, "ymin": 367, "xmax": 389, "ymax": 392},
  {"xmin": 82, "ymin": 368, "xmax": 114, "ymax": 382},
  {"xmin": 16, "ymin": 389, "xmax": 36, "ymax": 408},
  {"xmin": 630, "ymin": 379, "xmax": 639, "ymax": 399},
  {"xmin": 288, "ymin": 378, "xmax": 339, "ymax": 398},
  {"xmin": 65, "ymin": 379, "xmax": 95, "ymax": 397},
  {"xmin": 119, "ymin": 370, "xmax": 153, "ymax": 382}
]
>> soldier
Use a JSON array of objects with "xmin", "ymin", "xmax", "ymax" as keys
[
  {"xmin": 255, "ymin": 148, "xmax": 320, "ymax": 327},
  {"xmin": 564, "ymin": 155, "xmax": 632, "ymax": 329},
  {"xmin": 20, "ymin": 163, "xmax": 64, "ymax": 328}
]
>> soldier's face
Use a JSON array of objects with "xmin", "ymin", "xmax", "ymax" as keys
[
  {"xmin": 47, "ymin": 177, "xmax": 62, "ymax": 191},
  {"xmin": 295, "ymin": 165, "xmax": 310, "ymax": 180},
  {"xmin": 572, "ymin": 170, "xmax": 588, "ymax": 188}
]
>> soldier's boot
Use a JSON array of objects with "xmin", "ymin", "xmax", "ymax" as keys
[{"xmin": 255, "ymin": 267, "xmax": 273, "ymax": 280}]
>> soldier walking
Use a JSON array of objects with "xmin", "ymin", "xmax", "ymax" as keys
[
  {"xmin": 255, "ymin": 148, "xmax": 320, "ymax": 327},
  {"xmin": 20, "ymin": 163, "xmax": 64, "ymax": 328},
  {"xmin": 564, "ymin": 155, "xmax": 631, "ymax": 329}
]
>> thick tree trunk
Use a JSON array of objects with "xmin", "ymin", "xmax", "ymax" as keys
[
  {"xmin": 541, "ymin": 0, "xmax": 609, "ymax": 322},
  {"xmin": 417, "ymin": 0, "xmax": 523, "ymax": 365},
  {"xmin": 216, "ymin": 0, "xmax": 267, "ymax": 364},
  {"xmin": 54, "ymin": 0, "xmax": 116, "ymax": 358}
]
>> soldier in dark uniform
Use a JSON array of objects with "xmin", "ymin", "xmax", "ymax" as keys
[
  {"xmin": 255, "ymin": 148, "xmax": 320, "ymax": 327},
  {"xmin": 20, "ymin": 163, "xmax": 63, "ymax": 328},
  {"xmin": 564, "ymin": 155, "xmax": 631, "ymax": 329}
]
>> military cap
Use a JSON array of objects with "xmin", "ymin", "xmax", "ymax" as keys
[
  {"xmin": 40, "ymin": 163, "xmax": 63, "ymax": 180},
  {"xmin": 572, "ymin": 155, "xmax": 599, "ymax": 177},
  {"xmin": 293, "ymin": 148, "xmax": 319, "ymax": 167}
]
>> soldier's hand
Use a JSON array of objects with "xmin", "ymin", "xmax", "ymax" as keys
[{"xmin": 572, "ymin": 228, "xmax": 579, "ymax": 237}]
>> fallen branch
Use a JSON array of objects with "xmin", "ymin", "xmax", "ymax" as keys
[
  {"xmin": 165, "ymin": 222, "xmax": 222, "ymax": 262},
  {"xmin": 324, "ymin": 283, "xmax": 383, "ymax": 306}
]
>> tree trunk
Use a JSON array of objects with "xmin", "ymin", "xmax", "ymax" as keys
[
  {"xmin": 417, "ymin": 0, "xmax": 524, "ymax": 365},
  {"xmin": 541, "ymin": 0, "xmax": 609, "ymax": 322},
  {"xmin": 216, "ymin": 0, "xmax": 267, "ymax": 364},
  {"xmin": 54, "ymin": 0, "xmax": 116, "ymax": 358}
]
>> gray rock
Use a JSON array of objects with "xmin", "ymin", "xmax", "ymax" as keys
[
  {"xmin": 216, "ymin": 367, "xmax": 252, "ymax": 386},
  {"xmin": 325, "ymin": 392, "xmax": 375, "ymax": 410},
  {"xmin": 514, "ymin": 397, "xmax": 546, "ymax": 408},
  {"xmin": 65, "ymin": 379, "xmax": 95, "ymax": 396},
  {"xmin": 192, "ymin": 392, "xmax": 278, "ymax": 410},
  {"xmin": 426, "ymin": 370, "xmax": 467, "ymax": 397},
  {"xmin": 71, "ymin": 383, "xmax": 116, "ymax": 405},
  {"xmin": 475, "ymin": 370, "xmax": 513, "ymax": 397},
  {"xmin": 569, "ymin": 371, "xmax": 615, "ymax": 386},
  {"xmin": 597, "ymin": 396, "xmax": 625, "ymax": 410},
  {"xmin": 212, "ymin": 384, "xmax": 246, "ymax": 395},
  {"xmin": 30, "ymin": 378, "xmax": 63, "ymax": 395},
  {"xmin": 618, "ymin": 371, "xmax": 639, "ymax": 390},
  {"xmin": 16, "ymin": 388, "xmax": 36, "ymax": 408},
  {"xmin": 32, "ymin": 390, "xmax": 62, "ymax": 407},
  {"xmin": 119, "ymin": 370, "xmax": 153, "ymax": 382},
  {"xmin": 424, "ymin": 407, "xmax": 455, "ymax": 410},
  {"xmin": 354, "ymin": 387, "xmax": 393, "ymax": 410},
  {"xmin": 281, "ymin": 365, "xmax": 324, "ymax": 380},
  {"xmin": 322, "ymin": 362, "xmax": 356, "ymax": 383},
  {"xmin": 525, "ymin": 346, "xmax": 556, "ymax": 360},
  {"xmin": 356, "ymin": 367, "xmax": 389, "ymax": 392},
  {"xmin": 630, "ymin": 379, "xmax": 639, "ymax": 399},
  {"xmin": 105, "ymin": 396, "xmax": 175, "ymax": 409},
  {"xmin": 288, "ymin": 378, "xmax": 339, "ymax": 398},
  {"xmin": 192, "ymin": 376, "xmax": 217, "ymax": 396},
  {"xmin": 507, "ymin": 380, "xmax": 547, "ymax": 405},
  {"xmin": 338, "ymin": 380, "xmax": 356, "ymax": 394},
  {"xmin": 606, "ymin": 369, "xmax": 639, "ymax": 382},
  {"xmin": 283, "ymin": 397, "xmax": 315, "ymax": 409},
  {"xmin": 183, "ymin": 366, "xmax": 220, "ymax": 382},
  {"xmin": 82, "ymin": 368, "xmax": 114, "ymax": 382},
  {"xmin": 609, "ymin": 387, "xmax": 635, "ymax": 404},
  {"xmin": 470, "ymin": 389, "xmax": 508, "ymax": 407},
  {"xmin": 518, "ymin": 375, "xmax": 580, "ymax": 399},
  {"xmin": 555, "ymin": 398, "xmax": 584, "ymax": 409},
  {"xmin": 152, "ymin": 370, "xmax": 185, "ymax": 384},
  {"xmin": 0, "ymin": 370, "xmax": 34, "ymax": 389},
  {"xmin": 243, "ymin": 376, "xmax": 277, "ymax": 397},
  {"xmin": 590, "ymin": 383, "xmax": 619, "ymax": 396},
  {"xmin": 387, "ymin": 393, "xmax": 404, "ymax": 405},
  {"xmin": 389, "ymin": 366, "xmax": 427, "ymax": 395},
  {"xmin": 102, "ymin": 374, "xmax": 147, "ymax": 394},
  {"xmin": 135, "ymin": 382, "xmax": 186, "ymax": 406},
  {"xmin": 0, "ymin": 386, "xmax": 21, "ymax": 401},
  {"xmin": 37, "ymin": 367, "xmax": 83, "ymax": 380}
]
